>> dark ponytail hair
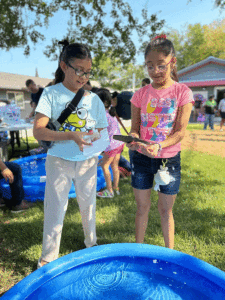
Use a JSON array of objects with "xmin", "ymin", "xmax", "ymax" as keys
[
  {"xmin": 96, "ymin": 88, "xmax": 116, "ymax": 117},
  {"xmin": 54, "ymin": 40, "xmax": 92, "ymax": 84},
  {"xmin": 111, "ymin": 91, "xmax": 119, "ymax": 99},
  {"xmin": 145, "ymin": 35, "xmax": 179, "ymax": 82}
]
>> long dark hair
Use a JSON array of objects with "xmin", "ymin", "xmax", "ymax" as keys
[
  {"xmin": 96, "ymin": 88, "xmax": 116, "ymax": 117},
  {"xmin": 145, "ymin": 36, "xmax": 179, "ymax": 82},
  {"xmin": 54, "ymin": 40, "xmax": 92, "ymax": 84}
]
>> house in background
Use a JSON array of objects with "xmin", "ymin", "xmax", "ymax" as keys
[
  {"xmin": 0, "ymin": 72, "xmax": 52, "ymax": 118},
  {"xmin": 178, "ymin": 56, "xmax": 225, "ymax": 104},
  {"xmin": 0, "ymin": 72, "xmax": 101, "ymax": 119}
]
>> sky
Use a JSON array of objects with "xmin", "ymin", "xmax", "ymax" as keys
[{"xmin": 1, "ymin": 0, "xmax": 224, "ymax": 79}]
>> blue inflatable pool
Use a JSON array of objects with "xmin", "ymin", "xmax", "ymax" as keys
[
  {"xmin": 2, "ymin": 244, "xmax": 225, "ymax": 299},
  {"xmin": 0, "ymin": 154, "xmax": 112, "ymax": 201}
]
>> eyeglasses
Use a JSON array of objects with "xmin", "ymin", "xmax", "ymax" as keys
[
  {"xmin": 145, "ymin": 59, "xmax": 173, "ymax": 72},
  {"xmin": 66, "ymin": 62, "xmax": 93, "ymax": 78}
]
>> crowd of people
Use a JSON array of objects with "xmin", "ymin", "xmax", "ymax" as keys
[
  {"xmin": 1, "ymin": 34, "xmax": 225, "ymax": 270},
  {"xmin": 192, "ymin": 93, "xmax": 225, "ymax": 131}
]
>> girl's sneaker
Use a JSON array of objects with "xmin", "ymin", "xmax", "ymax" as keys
[
  {"xmin": 114, "ymin": 188, "xmax": 120, "ymax": 196},
  {"xmin": 97, "ymin": 189, "xmax": 114, "ymax": 198},
  {"xmin": 37, "ymin": 258, "xmax": 49, "ymax": 269}
]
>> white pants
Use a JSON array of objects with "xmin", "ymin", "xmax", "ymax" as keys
[{"xmin": 41, "ymin": 155, "xmax": 98, "ymax": 262}]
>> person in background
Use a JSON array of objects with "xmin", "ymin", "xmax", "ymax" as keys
[
  {"xmin": 33, "ymin": 41, "xmax": 108, "ymax": 269},
  {"xmin": 193, "ymin": 95, "xmax": 202, "ymax": 122},
  {"xmin": 96, "ymin": 89, "xmax": 124, "ymax": 198},
  {"xmin": 127, "ymin": 34, "xmax": 194, "ymax": 249},
  {"xmin": 25, "ymin": 79, "xmax": 44, "ymax": 118},
  {"xmin": 83, "ymin": 80, "xmax": 92, "ymax": 91},
  {"xmin": 141, "ymin": 78, "xmax": 151, "ymax": 87},
  {"xmin": 0, "ymin": 160, "xmax": 33, "ymax": 213},
  {"xmin": 118, "ymin": 154, "xmax": 131, "ymax": 179},
  {"xmin": 218, "ymin": 93, "xmax": 225, "ymax": 131},
  {"xmin": 91, "ymin": 87, "xmax": 99, "ymax": 93},
  {"xmin": 111, "ymin": 91, "xmax": 119, "ymax": 108},
  {"xmin": 203, "ymin": 95, "xmax": 217, "ymax": 130},
  {"xmin": 111, "ymin": 91, "xmax": 133, "ymax": 120},
  {"xmin": 111, "ymin": 90, "xmax": 134, "ymax": 175}
]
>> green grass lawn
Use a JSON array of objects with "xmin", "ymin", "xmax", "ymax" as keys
[{"xmin": 0, "ymin": 133, "xmax": 225, "ymax": 296}]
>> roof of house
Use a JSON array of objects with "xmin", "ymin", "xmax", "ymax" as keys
[
  {"xmin": 178, "ymin": 56, "xmax": 225, "ymax": 77},
  {"xmin": 0, "ymin": 72, "xmax": 53, "ymax": 91},
  {"xmin": 0, "ymin": 72, "xmax": 100, "ymax": 91},
  {"xmin": 179, "ymin": 79, "xmax": 225, "ymax": 88}
]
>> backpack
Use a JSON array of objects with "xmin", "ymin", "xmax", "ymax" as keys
[{"xmin": 115, "ymin": 91, "xmax": 133, "ymax": 120}]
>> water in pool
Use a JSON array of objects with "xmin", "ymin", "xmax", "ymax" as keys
[
  {"xmin": 26, "ymin": 257, "xmax": 221, "ymax": 300},
  {"xmin": 21, "ymin": 156, "xmax": 46, "ymax": 177}
]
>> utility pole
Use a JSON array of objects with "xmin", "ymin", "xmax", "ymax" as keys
[{"xmin": 132, "ymin": 73, "xmax": 136, "ymax": 93}]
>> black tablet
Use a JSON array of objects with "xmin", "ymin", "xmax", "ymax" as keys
[{"xmin": 113, "ymin": 135, "xmax": 150, "ymax": 145}]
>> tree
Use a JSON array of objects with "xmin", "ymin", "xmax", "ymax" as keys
[
  {"xmin": 168, "ymin": 20, "xmax": 225, "ymax": 70},
  {"xmin": 0, "ymin": 0, "xmax": 53, "ymax": 54},
  {"xmin": 213, "ymin": 0, "xmax": 225, "ymax": 8},
  {"xmin": 188, "ymin": 0, "xmax": 225, "ymax": 9},
  {"xmin": 44, "ymin": 0, "xmax": 165, "ymax": 66},
  {"xmin": 1, "ymin": 1, "xmax": 224, "ymax": 56},
  {"xmin": 202, "ymin": 20, "xmax": 225, "ymax": 58},
  {"xmin": 1, "ymin": 0, "xmax": 165, "ymax": 64},
  {"xmin": 93, "ymin": 53, "xmax": 146, "ymax": 91}
]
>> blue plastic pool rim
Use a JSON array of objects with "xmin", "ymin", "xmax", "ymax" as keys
[
  {"xmin": 13, "ymin": 153, "xmax": 47, "ymax": 164},
  {"xmin": 0, "ymin": 154, "xmax": 111, "ymax": 201},
  {"xmin": 2, "ymin": 243, "xmax": 225, "ymax": 299}
]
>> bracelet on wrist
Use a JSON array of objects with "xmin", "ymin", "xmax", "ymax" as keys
[{"xmin": 157, "ymin": 143, "xmax": 162, "ymax": 153}]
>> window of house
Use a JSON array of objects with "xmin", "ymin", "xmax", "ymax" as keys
[{"xmin": 6, "ymin": 91, "xmax": 25, "ymax": 109}]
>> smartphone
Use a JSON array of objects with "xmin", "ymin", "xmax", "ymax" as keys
[{"xmin": 113, "ymin": 135, "xmax": 150, "ymax": 145}]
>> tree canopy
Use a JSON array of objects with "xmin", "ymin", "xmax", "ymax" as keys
[
  {"xmin": 1, "ymin": 0, "xmax": 164, "ymax": 65},
  {"xmin": 0, "ymin": 0, "xmax": 53, "ymax": 54},
  {"xmin": 92, "ymin": 53, "xmax": 147, "ymax": 91},
  {"xmin": 169, "ymin": 20, "xmax": 225, "ymax": 70},
  {"xmin": 44, "ymin": 0, "xmax": 165, "ymax": 66}
]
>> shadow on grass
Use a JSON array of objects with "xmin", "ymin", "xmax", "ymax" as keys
[{"xmin": 8, "ymin": 141, "xmax": 39, "ymax": 160}]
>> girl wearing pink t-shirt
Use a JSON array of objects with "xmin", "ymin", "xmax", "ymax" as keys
[
  {"xmin": 96, "ymin": 89, "xmax": 124, "ymax": 198},
  {"xmin": 127, "ymin": 35, "xmax": 194, "ymax": 249}
]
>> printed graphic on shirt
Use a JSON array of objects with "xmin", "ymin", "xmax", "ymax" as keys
[
  {"xmin": 58, "ymin": 103, "xmax": 96, "ymax": 132},
  {"xmin": 141, "ymin": 97, "xmax": 177, "ymax": 142}
]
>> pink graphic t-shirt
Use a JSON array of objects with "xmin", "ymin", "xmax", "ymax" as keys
[{"xmin": 131, "ymin": 82, "xmax": 194, "ymax": 158}]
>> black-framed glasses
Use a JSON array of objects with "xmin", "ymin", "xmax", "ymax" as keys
[{"xmin": 66, "ymin": 62, "xmax": 93, "ymax": 78}]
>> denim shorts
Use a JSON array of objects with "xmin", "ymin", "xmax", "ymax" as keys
[{"xmin": 131, "ymin": 151, "xmax": 181, "ymax": 195}]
